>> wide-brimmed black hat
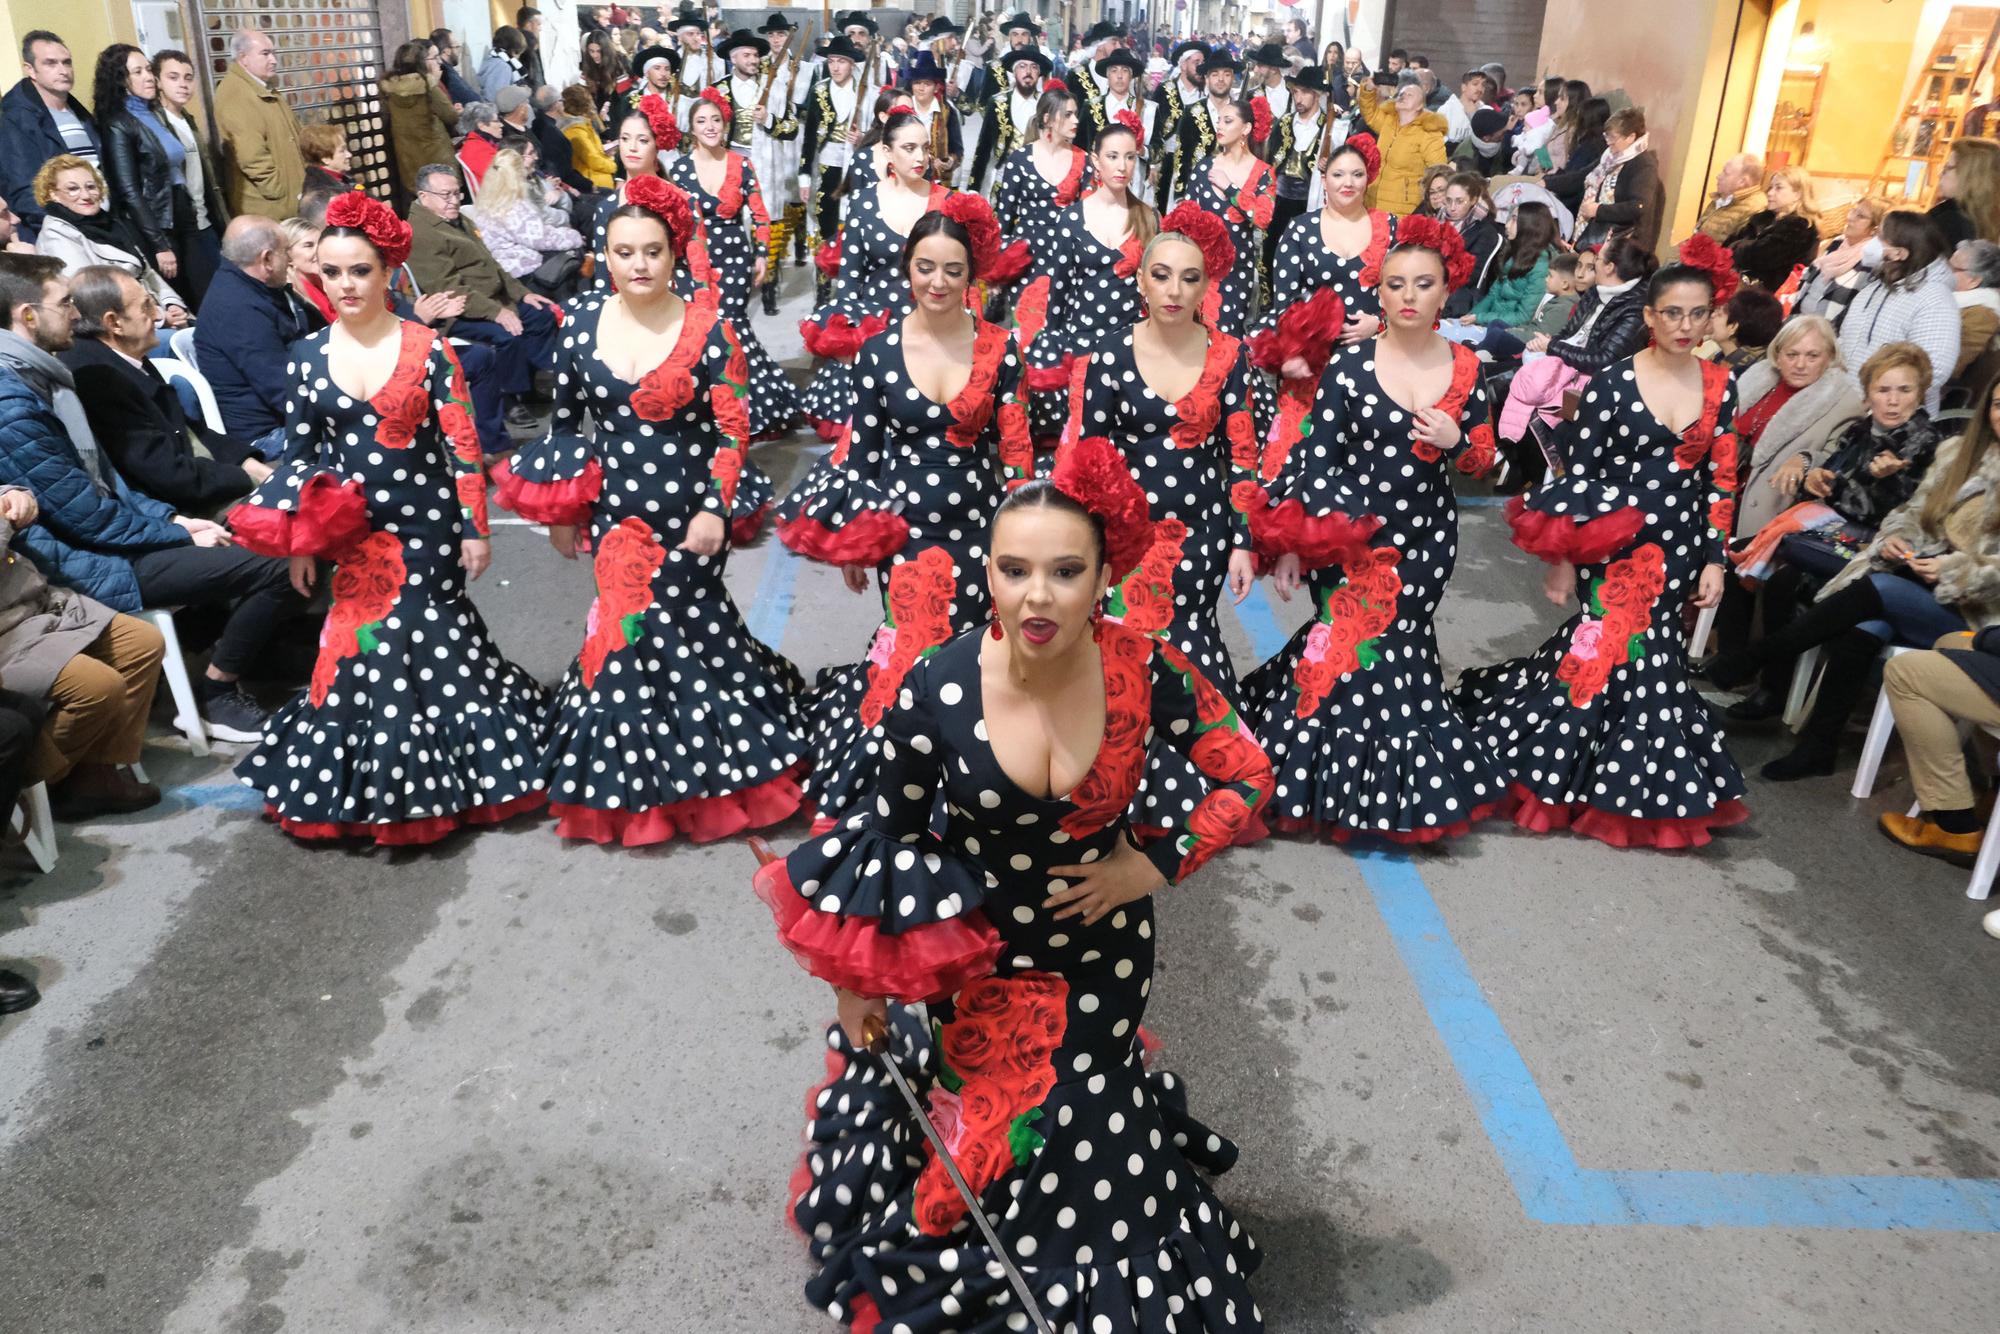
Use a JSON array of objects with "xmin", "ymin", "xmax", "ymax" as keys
[
  {"xmin": 1000, "ymin": 11, "xmax": 1043, "ymax": 37},
  {"xmin": 1245, "ymin": 42, "xmax": 1290, "ymax": 69},
  {"xmin": 925, "ymin": 17, "xmax": 961, "ymax": 39},
  {"xmin": 840, "ymin": 11, "xmax": 880, "ymax": 36},
  {"xmin": 906, "ymin": 50, "xmax": 945, "ymax": 85},
  {"xmin": 1095, "ymin": 48, "xmax": 1145, "ymax": 78},
  {"xmin": 632, "ymin": 44, "xmax": 680, "ymax": 76},
  {"xmin": 716, "ymin": 28, "xmax": 768, "ymax": 59},
  {"xmin": 1082, "ymin": 20, "xmax": 1123, "ymax": 45},
  {"xmin": 1170, "ymin": 40, "xmax": 1209, "ymax": 67},
  {"xmin": 818, "ymin": 35, "xmax": 865, "ymax": 63},
  {"xmin": 1286, "ymin": 66, "xmax": 1330, "ymax": 94},
  {"xmin": 668, "ymin": 4, "xmax": 705, "ymax": 34},
  {"xmin": 757, "ymin": 14, "xmax": 797, "ymax": 34},
  {"xmin": 1004, "ymin": 47, "xmax": 1054, "ymax": 80},
  {"xmin": 1201, "ymin": 50, "xmax": 1243, "ymax": 75}
]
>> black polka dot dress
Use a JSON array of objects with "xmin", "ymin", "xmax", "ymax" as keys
[
  {"xmin": 775, "ymin": 321, "xmax": 1035, "ymax": 825},
  {"xmin": 752, "ymin": 623, "xmax": 1274, "ymax": 1333},
  {"xmin": 667, "ymin": 151, "xmax": 801, "ymax": 438},
  {"xmin": 1251, "ymin": 207, "xmax": 1396, "ymax": 438},
  {"xmin": 800, "ymin": 182, "xmax": 954, "ymax": 436},
  {"xmin": 1454, "ymin": 357, "xmax": 1751, "ymax": 848},
  {"xmin": 1068, "ymin": 328, "xmax": 1260, "ymax": 835},
  {"xmin": 230, "ymin": 321, "xmax": 550, "ymax": 845},
  {"xmin": 492, "ymin": 291, "xmax": 809, "ymax": 846},
  {"xmin": 1241, "ymin": 340, "xmax": 1512, "ymax": 842},
  {"xmin": 994, "ymin": 145, "xmax": 1092, "ymax": 244},
  {"xmin": 1182, "ymin": 156, "xmax": 1278, "ymax": 337},
  {"xmin": 1015, "ymin": 199, "xmax": 1144, "ymax": 441}
]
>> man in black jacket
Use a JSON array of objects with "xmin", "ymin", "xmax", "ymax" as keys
[
  {"xmin": 0, "ymin": 31, "xmax": 101, "ymax": 241},
  {"xmin": 61, "ymin": 266, "xmax": 269, "ymax": 516}
]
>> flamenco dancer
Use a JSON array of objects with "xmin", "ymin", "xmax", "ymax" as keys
[
  {"xmin": 776, "ymin": 196, "xmax": 1035, "ymax": 824},
  {"xmin": 993, "ymin": 87, "xmax": 1091, "ymax": 249},
  {"xmin": 1064, "ymin": 204, "xmax": 1260, "ymax": 835},
  {"xmin": 493, "ymin": 177, "xmax": 808, "ymax": 846},
  {"xmin": 1242, "ymin": 218, "xmax": 1511, "ymax": 842},
  {"xmin": 1180, "ymin": 98, "xmax": 1277, "ymax": 336},
  {"xmin": 799, "ymin": 107, "xmax": 954, "ymax": 439},
  {"xmin": 754, "ymin": 442, "xmax": 1273, "ymax": 1333},
  {"xmin": 671, "ymin": 87, "xmax": 802, "ymax": 439},
  {"xmin": 1455, "ymin": 256, "xmax": 1749, "ymax": 848},
  {"xmin": 588, "ymin": 94, "xmax": 679, "ymax": 291},
  {"xmin": 230, "ymin": 193, "xmax": 549, "ymax": 844},
  {"xmin": 1014, "ymin": 114, "xmax": 1155, "ymax": 442}
]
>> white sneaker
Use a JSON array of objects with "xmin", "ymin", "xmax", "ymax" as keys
[{"xmin": 1985, "ymin": 906, "xmax": 2000, "ymax": 940}]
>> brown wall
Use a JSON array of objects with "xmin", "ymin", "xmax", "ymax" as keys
[{"xmin": 1388, "ymin": 0, "xmax": 1551, "ymax": 91}]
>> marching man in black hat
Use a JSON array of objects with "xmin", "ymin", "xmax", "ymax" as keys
[
  {"xmin": 1064, "ymin": 20, "xmax": 1126, "ymax": 153},
  {"xmin": 1245, "ymin": 40, "xmax": 1294, "ymax": 120},
  {"xmin": 904, "ymin": 50, "xmax": 964, "ymax": 188},
  {"xmin": 1268, "ymin": 65, "xmax": 1332, "ymax": 267},
  {"xmin": 667, "ymin": 4, "xmax": 717, "ymax": 127},
  {"xmin": 839, "ymin": 11, "xmax": 897, "ymax": 89},
  {"xmin": 989, "ymin": 11, "xmax": 1045, "ymax": 89},
  {"xmin": 610, "ymin": 42, "xmax": 679, "ymax": 151},
  {"xmin": 797, "ymin": 34, "xmax": 870, "ymax": 290},
  {"xmin": 1089, "ymin": 48, "xmax": 1157, "ymax": 202},
  {"xmin": 1167, "ymin": 48, "xmax": 1241, "ymax": 208},
  {"xmin": 923, "ymin": 16, "xmax": 981, "ymax": 186},
  {"xmin": 970, "ymin": 43, "xmax": 1052, "ymax": 198},
  {"xmin": 754, "ymin": 14, "xmax": 816, "ymax": 278},
  {"xmin": 1151, "ymin": 40, "xmax": 1208, "ymax": 207}
]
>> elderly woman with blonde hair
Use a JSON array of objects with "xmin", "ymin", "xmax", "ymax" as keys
[
  {"xmin": 463, "ymin": 146, "xmax": 583, "ymax": 297},
  {"xmin": 1723, "ymin": 164, "xmax": 1823, "ymax": 290},
  {"xmin": 31, "ymin": 155, "xmax": 189, "ymax": 335},
  {"xmin": 1732, "ymin": 314, "xmax": 1864, "ymax": 538}
]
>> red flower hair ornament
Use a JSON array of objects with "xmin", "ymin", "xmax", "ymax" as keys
[
  {"xmin": 324, "ymin": 191, "xmax": 411, "ymax": 268},
  {"xmin": 1337, "ymin": 132, "xmax": 1382, "ymax": 184},
  {"xmin": 887, "ymin": 102, "xmax": 917, "ymax": 117},
  {"xmin": 1386, "ymin": 214, "xmax": 1476, "ymax": 292},
  {"xmin": 637, "ymin": 92, "xmax": 683, "ymax": 153},
  {"xmin": 1674, "ymin": 231, "xmax": 1741, "ymax": 305},
  {"xmin": 1050, "ymin": 435, "xmax": 1156, "ymax": 577},
  {"xmin": 938, "ymin": 192, "xmax": 1007, "ymax": 279},
  {"xmin": 1113, "ymin": 108, "xmax": 1145, "ymax": 151},
  {"xmin": 696, "ymin": 86, "xmax": 729, "ymax": 118},
  {"xmin": 621, "ymin": 174, "xmax": 697, "ymax": 259},
  {"xmin": 1157, "ymin": 202, "xmax": 1238, "ymax": 285}
]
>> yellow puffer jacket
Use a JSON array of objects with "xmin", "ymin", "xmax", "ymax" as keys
[
  {"xmin": 1355, "ymin": 82, "xmax": 1448, "ymax": 216},
  {"xmin": 561, "ymin": 120, "xmax": 618, "ymax": 191}
]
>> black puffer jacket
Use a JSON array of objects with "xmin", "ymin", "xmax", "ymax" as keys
[
  {"xmin": 1725, "ymin": 210, "xmax": 1820, "ymax": 290},
  {"xmin": 97, "ymin": 104, "xmax": 178, "ymax": 257},
  {"xmin": 1548, "ymin": 281, "xmax": 1651, "ymax": 375}
]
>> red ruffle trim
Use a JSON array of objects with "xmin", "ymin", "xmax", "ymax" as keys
[
  {"xmin": 552, "ymin": 764, "xmax": 804, "ymax": 846},
  {"xmin": 1248, "ymin": 286, "xmax": 1346, "ymax": 379},
  {"xmin": 729, "ymin": 502, "xmax": 770, "ymax": 546},
  {"xmin": 1506, "ymin": 496, "xmax": 1644, "ymax": 567},
  {"xmin": 815, "ymin": 236, "xmax": 842, "ymax": 279},
  {"xmin": 1023, "ymin": 355, "xmax": 1076, "ymax": 393},
  {"xmin": 810, "ymin": 417, "xmax": 845, "ymax": 443},
  {"xmin": 1503, "ymin": 783, "xmax": 1750, "ymax": 850},
  {"xmin": 801, "ymin": 310, "xmax": 890, "ymax": 361},
  {"xmin": 490, "ymin": 456, "xmax": 603, "ymax": 527},
  {"xmin": 1272, "ymin": 798, "xmax": 1505, "ymax": 845},
  {"xmin": 987, "ymin": 238, "xmax": 1032, "ymax": 285},
  {"xmin": 269, "ymin": 790, "xmax": 546, "ymax": 847},
  {"xmin": 1249, "ymin": 496, "xmax": 1383, "ymax": 570},
  {"xmin": 777, "ymin": 510, "xmax": 911, "ymax": 566},
  {"xmin": 228, "ymin": 473, "xmax": 372, "ymax": 559},
  {"xmin": 752, "ymin": 859, "xmax": 1005, "ymax": 1004}
]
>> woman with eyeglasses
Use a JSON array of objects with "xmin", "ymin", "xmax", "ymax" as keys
[
  {"xmin": 31, "ymin": 155, "xmax": 189, "ymax": 342},
  {"xmin": 1457, "ymin": 254, "xmax": 1748, "ymax": 846}
]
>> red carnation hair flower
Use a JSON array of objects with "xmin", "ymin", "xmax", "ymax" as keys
[
  {"xmin": 939, "ymin": 192, "xmax": 1004, "ymax": 279},
  {"xmin": 637, "ymin": 93, "xmax": 682, "ymax": 153},
  {"xmin": 324, "ymin": 191, "xmax": 412, "ymax": 268},
  {"xmin": 1113, "ymin": 108, "xmax": 1145, "ymax": 151},
  {"xmin": 621, "ymin": 174, "xmax": 697, "ymax": 258},
  {"xmin": 1050, "ymin": 435, "xmax": 1155, "ymax": 577},
  {"xmin": 697, "ymin": 86, "xmax": 729, "ymax": 118},
  {"xmin": 1674, "ymin": 231, "xmax": 1741, "ymax": 305},
  {"xmin": 1157, "ymin": 202, "xmax": 1238, "ymax": 286},
  {"xmin": 887, "ymin": 102, "xmax": 917, "ymax": 117},
  {"xmin": 1386, "ymin": 214, "xmax": 1476, "ymax": 292},
  {"xmin": 1250, "ymin": 97, "xmax": 1272, "ymax": 145},
  {"xmin": 1336, "ymin": 132, "xmax": 1382, "ymax": 184}
]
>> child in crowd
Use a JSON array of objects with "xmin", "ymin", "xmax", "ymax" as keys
[
  {"xmin": 1705, "ymin": 287, "xmax": 1786, "ymax": 371},
  {"xmin": 1448, "ymin": 249, "xmax": 1582, "ymax": 359}
]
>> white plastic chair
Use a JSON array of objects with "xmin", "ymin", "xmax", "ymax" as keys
[
  {"xmin": 1784, "ymin": 645, "xmax": 1821, "ymax": 728},
  {"xmin": 9, "ymin": 782, "xmax": 56, "ymax": 872},
  {"xmin": 1849, "ymin": 645, "xmax": 1919, "ymax": 798},
  {"xmin": 168, "ymin": 325, "xmax": 199, "ymax": 370},
  {"xmin": 134, "ymin": 608, "xmax": 210, "ymax": 756},
  {"xmin": 149, "ymin": 355, "xmax": 226, "ymax": 435}
]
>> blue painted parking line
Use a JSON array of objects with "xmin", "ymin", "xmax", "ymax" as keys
[
  {"xmin": 743, "ymin": 539, "xmax": 802, "ymax": 651},
  {"xmin": 1227, "ymin": 585, "xmax": 2000, "ymax": 1232}
]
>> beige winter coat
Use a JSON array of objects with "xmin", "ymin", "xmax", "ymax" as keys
[{"xmin": 1821, "ymin": 433, "xmax": 2000, "ymax": 630}]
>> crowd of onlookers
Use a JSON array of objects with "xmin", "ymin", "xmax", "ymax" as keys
[{"xmin": 3, "ymin": 7, "xmax": 2000, "ymax": 1021}]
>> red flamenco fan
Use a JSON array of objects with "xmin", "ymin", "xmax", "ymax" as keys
[
  {"xmin": 1158, "ymin": 202, "xmax": 1237, "ymax": 286},
  {"xmin": 1674, "ymin": 231, "xmax": 1741, "ymax": 305},
  {"xmin": 636, "ymin": 92, "xmax": 682, "ymax": 153},
  {"xmin": 1051, "ymin": 435, "xmax": 1155, "ymax": 577},
  {"xmin": 1389, "ymin": 214, "xmax": 1476, "ymax": 292},
  {"xmin": 1248, "ymin": 286, "xmax": 1346, "ymax": 380},
  {"xmin": 324, "ymin": 191, "xmax": 411, "ymax": 267}
]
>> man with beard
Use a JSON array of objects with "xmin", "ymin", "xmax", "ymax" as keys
[
  {"xmin": 1064, "ymin": 20, "xmax": 1126, "ymax": 152},
  {"xmin": 1168, "ymin": 48, "xmax": 1240, "ymax": 207},
  {"xmin": 609, "ymin": 43, "xmax": 677, "ymax": 144},
  {"xmin": 840, "ymin": 11, "xmax": 896, "ymax": 89},
  {"xmin": 970, "ymin": 46, "xmax": 1051, "ymax": 198},
  {"xmin": 1150, "ymin": 39, "xmax": 1206, "ymax": 207},
  {"xmin": 1268, "ymin": 66, "xmax": 1330, "ymax": 266}
]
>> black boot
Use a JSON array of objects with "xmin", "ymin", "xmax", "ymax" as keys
[
  {"xmin": 1760, "ymin": 628, "xmax": 1883, "ymax": 781},
  {"xmin": 761, "ymin": 281, "xmax": 778, "ymax": 316},
  {"xmin": 1705, "ymin": 577, "xmax": 1883, "ymax": 691},
  {"xmin": 0, "ymin": 967, "xmax": 39, "ymax": 1015}
]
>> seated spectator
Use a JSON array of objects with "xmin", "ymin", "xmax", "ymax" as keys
[
  {"xmin": 1, "ymin": 31, "xmax": 99, "ymax": 242},
  {"xmin": 529, "ymin": 85, "xmax": 593, "ymax": 197},
  {"xmin": 1724, "ymin": 165, "xmax": 1822, "ymax": 291},
  {"xmin": 1706, "ymin": 286, "xmax": 1785, "ymax": 372},
  {"xmin": 1706, "ymin": 362, "xmax": 1996, "ymax": 780},
  {"xmin": 1949, "ymin": 238, "xmax": 2000, "ymax": 382},
  {"xmin": 465, "ymin": 147, "xmax": 583, "ymax": 300},
  {"xmin": 212, "ymin": 26, "xmax": 305, "ymax": 222},
  {"xmin": 193, "ymin": 215, "xmax": 307, "ymax": 454},
  {"xmin": 1695, "ymin": 153, "xmax": 1765, "ymax": 241},
  {"xmin": 0, "ymin": 484, "xmax": 165, "ymax": 819},
  {"xmin": 1497, "ymin": 234, "xmax": 1655, "ymax": 459},
  {"xmin": 0, "ymin": 686, "xmax": 46, "ymax": 1007},
  {"xmin": 1439, "ymin": 171, "xmax": 1501, "ymax": 315},
  {"xmin": 33, "ymin": 156, "xmax": 190, "ymax": 341},
  {"xmin": 1797, "ymin": 195, "xmax": 1888, "ymax": 325},
  {"xmin": 1540, "ymin": 95, "xmax": 1608, "ymax": 220},
  {"xmin": 405, "ymin": 162, "xmax": 559, "ymax": 428},
  {"xmin": 1574, "ymin": 106, "xmax": 1663, "ymax": 252},
  {"xmin": 0, "ymin": 254, "xmax": 302, "ymax": 740},
  {"xmin": 1927, "ymin": 137, "xmax": 1999, "ymax": 249},
  {"xmin": 0, "ymin": 199, "xmax": 37, "ymax": 254},
  {"xmin": 1446, "ymin": 201, "xmax": 1559, "ymax": 342},
  {"xmin": 1414, "ymin": 164, "xmax": 1452, "ymax": 218},
  {"xmin": 297, "ymin": 123, "xmax": 355, "ymax": 196},
  {"xmin": 278, "ymin": 216, "xmax": 331, "ymax": 327},
  {"xmin": 557, "ymin": 85, "xmax": 617, "ymax": 189},
  {"xmin": 1729, "ymin": 316, "xmax": 1860, "ymax": 537},
  {"xmin": 62, "ymin": 265, "xmax": 270, "ymax": 515},
  {"xmin": 480, "ymin": 26, "xmax": 532, "ymax": 102},
  {"xmin": 1828, "ymin": 209, "xmax": 1959, "ymax": 415},
  {"xmin": 457, "ymin": 103, "xmax": 504, "ymax": 192},
  {"xmin": 1880, "ymin": 627, "xmax": 2000, "ymax": 924},
  {"xmin": 383, "ymin": 40, "xmax": 458, "ymax": 206}
]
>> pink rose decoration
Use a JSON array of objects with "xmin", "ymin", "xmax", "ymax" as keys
[
  {"xmin": 585, "ymin": 602, "xmax": 601, "ymax": 642},
  {"xmin": 1570, "ymin": 617, "xmax": 1605, "ymax": 662},
  {"xmin": 927, "ymin": 1086, "xmax": 965, "ymax": 1154},
  {"xmin": 1303, "ymin": 621, "xmax": 1333, "ymax": 663},
  {"xmin": 866, "ymin": 625, "xmax": 897, "ymax": 670}
]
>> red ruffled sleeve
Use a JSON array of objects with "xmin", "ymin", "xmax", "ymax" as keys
[
  {"xmin": 228, "ymin": 471, "xmax": 372, "ymax": 560},
  {"xmin": 490, "ymin": 455, "xmax": 603, "ymax": 527},
  {"xmin": 1505, "ymin": 495, "xmax": 1645, "ymax": 567},
  {"xmin": 753, "ymin": 858, "xmax": 1004, "ymax": 1003}
]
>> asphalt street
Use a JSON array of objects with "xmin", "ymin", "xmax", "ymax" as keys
[{"xmin": 2, "ymin": 266, "xmax": 1997, "ymax": 1332}]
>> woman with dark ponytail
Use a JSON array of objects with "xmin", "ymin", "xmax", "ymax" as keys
[{"xmin": 1178, "ymin": 98, "xmax": 1276, "ymax": 335}]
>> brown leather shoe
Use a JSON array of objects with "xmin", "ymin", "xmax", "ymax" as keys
[
  {"xmin": 1879, "ymin": 811, "xmax": 1983, "ymax": 861},
  {"xmin": 50, "ymin": 763, "xmax": 162, "ymax": 821}
]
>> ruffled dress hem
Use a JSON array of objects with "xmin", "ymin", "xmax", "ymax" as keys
[
  {"xmin": 553, "ymin": 762, "xmax": 805, "ymax": 846},
  {"xmin": 1503, "ymin": 783, "xmax": 1750, "ymax": 849},
  {"xmin": 266, "ymin": 789, "xmax": 546, "ymax": 846}
]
